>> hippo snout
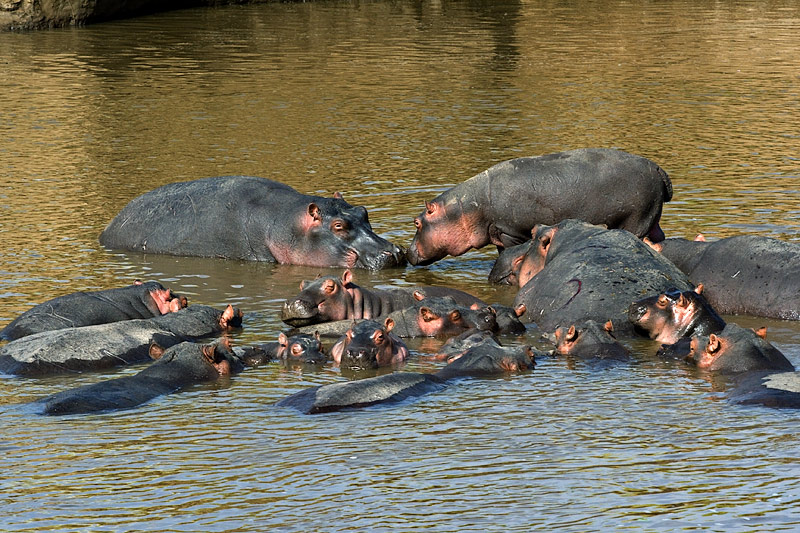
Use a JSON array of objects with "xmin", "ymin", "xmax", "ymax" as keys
[
  {"xmin": 344, "ymin": 347, "xmax": 378, "ymax": 368},
  {"xmin": 362, "ymin": 245, "xmax": 407, "ymax": 270},
  {"xmin": 627, "ymin": 302, "xmax": 648, "ymax": 324},
  {"xmin": 281, "ymin": 299, "xmax": 319, "ymax": 327}
]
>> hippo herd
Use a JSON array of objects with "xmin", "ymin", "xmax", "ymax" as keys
[{"xmin": 2, "ymin": 147, "xmax": 799, "ymax": 415}]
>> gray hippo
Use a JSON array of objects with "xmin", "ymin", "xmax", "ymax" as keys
[
  {"xmin": 35, "ymin": 339, "xmax": 243, "ymax": 415},
  {"xmin": 650, "ymin": 234, "xmax": 800, "ymax": 320},
  {"xmin": 277, "ymin": 333, "xmax": 536, "ymax": 414},
  {"xmin": 512, "ymin": 219, "xmax": 692, "ymax": 335},
  {"xmin": 99, "ymin": 176, "xmax": 405, "ymax": 270},
  {"xmin": 407, "ymin": 148, "xmax": 672, "ymax": 265},
  {"xmin": 628, "ymin": 285, "xmax": 726, "ymax": 344},
  {"xmin": 236, "ymin": 332, "xmax": 328, "ymax": 367},
  {"xmin": 280, "ymin": 269, "xmax": 486, "ymax": 327},
  {"xmin": 0, "ymin": 304, "xmax": 242, "ymax": 376},
  {"xmin": 0, "ymin": 281, "xmax": 187, "ymax": 341}
]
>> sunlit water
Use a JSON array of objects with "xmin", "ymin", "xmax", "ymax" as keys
[{"xmin": 1, "ymin": 1, "xmax": 800, "ymax": 531}]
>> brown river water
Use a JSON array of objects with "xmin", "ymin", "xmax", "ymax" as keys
[{"xmin": 1, "ymin": 1, "xmax": 800, "ymax": 531}]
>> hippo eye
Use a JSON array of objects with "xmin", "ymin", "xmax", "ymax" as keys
[
  {"xmin": 451, "ymin": 311, "xmax": 461, "ymax": 321},
  {"xmin": 664, "ymin": 288, "xmax": 682, "ymax": 301},
  {"xmin": 657, "ymin": 295, "xmax": 670, "ymax": 307},
  {"xmin": 291, "ymin": 344, "xmax": 303, "ymax": 356},
  {"xmin": 374, "ymin": 332, "xmax": 385, "ymax": 343}
]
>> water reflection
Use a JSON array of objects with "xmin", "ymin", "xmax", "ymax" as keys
[{"xmin": 1, "ymin": 1, "xmax": 800, "ymax": 531}]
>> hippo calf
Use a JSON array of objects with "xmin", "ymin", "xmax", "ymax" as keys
[
  {"xmin": 281, "ymin": 269, "xmax": 485, "ymax": 327},
  {"xmin": 407, "ymin": 148, "xmax": 672, "ymax": 265},
  {"xmin": 36, "ymin": 339, "xmax": 243, "ymax": 415},
  {"xmin": 680, "ymin": 324, "xmax": 794, "ymax": 375},
  {"xmin": 99, "ymin": 176, "xmax": 405, "ymax": 270},
  {"xmin": 0, "ymin": 304, "xmax": 242, "ymax": 376},
  {"xmin": 552, "ymin": 320, "xmax": 631, "ymax": 363},
  {"xmin": 237, "ymin": 332, "xmax": 327, "ymax": 367},
  {"xmin": 0, "ymin": 281, "xmax": 187, "ymax": 341},
  {"xmin": 331, "ymin": 319, "xmax": 409, "ymax": 370},
  {"xmin": 277, "ymin": 335, "xmax": 535, "ymax": 414},
  {"xmin": 628, "ymin": 285, "xmax": 726, "ymax": 344}
]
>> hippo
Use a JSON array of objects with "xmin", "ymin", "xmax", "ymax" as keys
[
  {"xmin": 277, "ymin": 335, "xmax": 535, "ymax": 414},
  {"xmin": 99, "ymin": 176, "xmax": 405, "ymax": 270},
  {"xmin": 0, "ymin": 281, "xmax": 187, "ymax": 341},
  {"xmin": 291, "ymin": 297, "xmax": 498, "ymax": 339},
  {"xmin": 728, "ymin": 371, "xmax": 800, "ymax": 409},
  {"xmin": 236, "ymin": 332, "xmax": 327, "ymax": 367},
  {"xmin": 680, "ymin": 324, "xmax": 794, "ymax": 375},
  {"xmin": 651, "ymin": 234, "xmax": 800, "ymax": 320},
  {"xmin": 0, "ymin": 304, "xmax": 242, "ymax": 376},
  {"xmin": 512, "ymin": 220, "xmax": 693, "ymax": 335},
  {"xmin": 487, "ymin": 241, "xmax": 533, "ymax": 285},
  {"xmin": 628, "ymin": 285, "xmax": 726, "ymax": 344},
  {"xmin": 35, "ymin": 339, "xmax": 243, "ymax": 415},
  {"xmin": 331, "ymin": 319, "xmax": 409, "ymax": 370},
  {"xmin": 552, "ymin": 320, "xmax": 631, "ymax": 362},
  {"xmin": 280, "ymin": 269, "xmax": 486, "ymax": 327},
  {"xmin": 407, "ymin": 148, "xmax": 672, "ymax": 265}
]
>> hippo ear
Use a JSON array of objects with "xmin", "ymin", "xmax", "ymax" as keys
[
  {"xmin": 676, "ymin": 294, "xmax": 688, "ymax": 308},
  {"xmin": 425, "ymin": 200, "xmax": 437, "ymax": 215},
  {"xmin": 313, "ymin": 330, "xmax": 321, "ymax": 342},
  {"xmin": 694, "ymin": 284, "xmax": 704, "ymax": 295},
  {"xmin": 470, "ymin": 303, "xmax": 480, "ymax": 310},
  {"xmin": 412, "ymin": 290, "xmax": 426, "ymax": 301},
  {"xmin": 694, "ymin": 233, "xmax": 706, "ymax": 242},
  {"xmin": 307, "ymin": 203, "xmax": 322, "ymax": 223},
  {"xmin": 707, "ymin": 334, "xmax": 721, "ymax": 354},
  {"xmin": 753, "ymin": 326, "xmax": 768, "ymax": 340},
  {"xmin": 420, "ymin": 307, "xmax": 439, "ymax": 322},
  {"xmin": 279, "ymin": 332, "xmax": 289, "ymax": 346},
  {"xmin": 384, "ymin": 317, "xmax": 395, "ymax": 332},
  {"xmin": 148, "ymin": 343, "xmax": 166, "ymax": 360},
  {"xmin": 566, "ymin": 325, "xmax": 578, "ymax": 342},
  {"xmin": 299, "ymin": 280, "xmax": 306, "ymax": 290},
  {"xmin": 604, "ymin": 321, "xmax": 614, "ymax": 333},
  {"xmin": 514, "ymin": 303, "xmax": 526, "ymax": 317},
  {"xmin": 341, "ymin": 269, "xmax": 353, "ymax": 285},
  {"xmin": 133, "ymin": 279, "xmax": 143, "ymax": 285},
  {"xmin": 201, "ymin": 344, "xmax": 217, "ymax": 364},
  {"xmin": 221, "ymin": 304, "xmax": 235, "ymax": 326},
  {"xmin": 333, "ymin": 191, "xmax": 344, "ymax": 200}
]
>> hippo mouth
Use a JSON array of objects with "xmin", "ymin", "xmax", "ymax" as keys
[
  {"xmin": 355, "ymin": 245, "xmax": 408, "ymax": 271},
  {"xmin": 281, "ymin": 301, "xmax": 321, "ymax": 328}
]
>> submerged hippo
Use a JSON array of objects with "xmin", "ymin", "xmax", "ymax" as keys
[
  {"xmin": 488, "ymin": 241, "xmax": 533, "ymax": 285},
  {"xmin": 36, "ymin": 339, "xmax": 243, "ymax": 415},
  {"xmin": 99, "ymin": 176, "xmax": 405, "ymax": 270},
  {"xmin": 280, "ymin": 269, "xmax": 485, "ymax": 327},
  {"xmin": 552, "ymin": 320, "xmax": 631, "ymax": 362},
  {"xmin": 512, "ymin": 220, "xmax": 692, "ymax": 335},
  {"xmin": 407, "ymin": 148, "xmax": 672, "ymax": 265},
  {"xmin": 331, "ymin": 319, "xmax": 409, "ymax": 370},
  {"xmin": 277, "ymin": 335, "xmax": 535, "ymax": 414},
  {"xmin": 651, "ymin": 234, "xmax": 800, "ymax": 320},
  {"xmin": 0, "ymin": 281, "xmax": 187, "ymax": 341},
  {"xmin": 0, "ymin": 304, "xmax": 242, "ymax": 376},
  {"xmin": 679, "ymin": 324, "xmax": 794, "ymax": 375},
  {"xmin": 237, "ymin": 332, "xmax": 328, "ymax": 367},
  {"xmin": 291, "ymin": 297, "xmax": 498, "ymax": 339},
  {"xmin": 628, "ymin": 285, "xmax": 726, "ymax": 344}
]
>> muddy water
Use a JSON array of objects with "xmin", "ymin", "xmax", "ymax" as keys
[{"xmin": 1, "ymin": 1, "xmax": 800, "ymax": 531}]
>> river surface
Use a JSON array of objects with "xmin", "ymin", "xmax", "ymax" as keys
[{"xmin": 1, "ymin": 1, "xmax": 800, "ymax": 531}]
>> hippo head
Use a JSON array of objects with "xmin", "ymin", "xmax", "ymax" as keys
[
  {"xmin": 281, "ymin": 272, "xmax": 353, "ymax": 327},
  {"xmin": 515, "ymin": 224, "xmax": 556, "ymax": 288},
  {"xmin": 331, "ymin": 318, "xmax": 409, "ymax": 369},
  {"xmin": 291, "ymin": 195, "xmax": 405, "ymax": 270},
  {"xmin": 277, "ymin": 331, "xmax": 328, "ymax": 365},
  {"xmin": 407, "ymin": 197, "xmax": 487, "ymax": 266},
  {"xmin": 628, "ymin": 285, "xmax": 724, "ymax": 344},
  {"xmin": 683, "ymin": 324, "xmax": 794, "ymax": 374}
]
